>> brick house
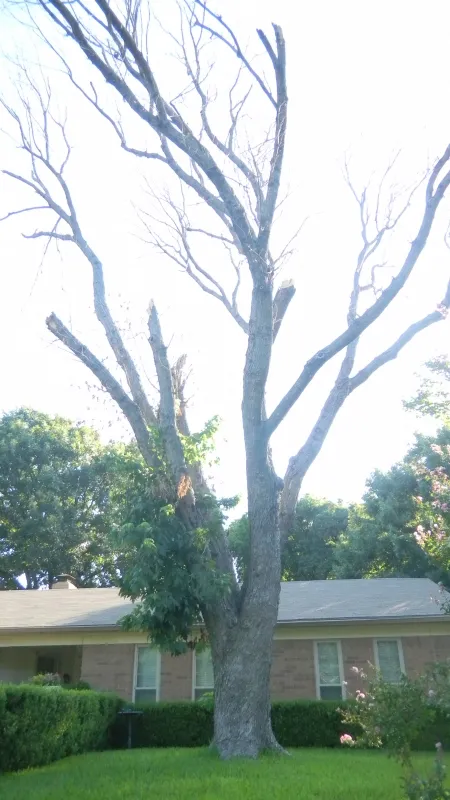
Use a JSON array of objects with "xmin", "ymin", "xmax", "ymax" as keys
[{"xmin": 1, "ymin": 577, "xmax": 449, "ymax": 702}]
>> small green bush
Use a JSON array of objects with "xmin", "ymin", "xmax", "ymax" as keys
[
  {"xmin": 0, "ymin": 683, "xmax": 121, "ymax": 772},
  {"xmin": 110, "ymin": 701, "xmax": 214, "ymax": 748},
  {"xmin": 271, "ymin": 700, "xmax": 362, "ymax": 748}
]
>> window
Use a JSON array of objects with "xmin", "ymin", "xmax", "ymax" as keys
[
  {"xmin": 194, "ymin": 648, "xmax": 214, "ymax": 700},
  {"xmin": 315, "ymin": 641, "xmax": 344, "ymax": 700},
  {"xmin": 374, "ymin": 640, "xmax": 404, "ymax": 684},
  {"xmin": 134, "ymin": 646, "xmax": 159, "ymax": 702}
]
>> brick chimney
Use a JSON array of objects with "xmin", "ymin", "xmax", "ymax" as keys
[{"xmin": 52, "ymin": 575, "xmax": 78, "ymax": 590}]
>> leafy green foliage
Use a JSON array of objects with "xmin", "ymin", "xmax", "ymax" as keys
[
  {"xmin": 333, "ymin": 429, "xmax": 450, "ymax": 584},
  {"xmin": 0, "ymin": 408, "xmax": 132, "ymax": 589},
  {"xmin": 229, "ymin": 496, "xmax": 348, "ymax": 582},
  {"xmin": 180, "ymin": 416, "xmax": 221, "ymax": 466},
  {"xmin": 0, "ymin": 683, "xmax": 120, "ymax": 772},
  {"xmin": 405, "ymin": 357, "xmax": 450, "ymax": 423},
  {"xmin": 116, "ymin": 452, "xmax": 232, "ymax": 653}
]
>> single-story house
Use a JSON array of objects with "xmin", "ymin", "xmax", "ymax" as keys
[{"xmin": 1, "ymin": 577, "xmax": 449, "ymax": 702}]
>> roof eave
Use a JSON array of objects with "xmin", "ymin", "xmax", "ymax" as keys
[{"xmin": 277, "ymin": 614, "xmax": 449, "ymax": 625}]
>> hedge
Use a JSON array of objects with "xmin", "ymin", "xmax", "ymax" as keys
[
  {"xmin": 110, "ymin": 699, "xmax": 450, "ymax": 752},
  {"xmin": 110, "ymin": 699, "xmax": 362, "ymax": 750},
  {"xmin": 0, "ymin": 684, "xmax": 121, "ymax": 773}
]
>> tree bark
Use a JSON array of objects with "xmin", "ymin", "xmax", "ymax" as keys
[{"xmin": 211, "ymin": 593, "xmax": 281, "ymax": 758}]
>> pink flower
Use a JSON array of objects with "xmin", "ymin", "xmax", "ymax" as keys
[
  {"xmin": 356, "ymin": 691, "xmax": 366, "ymax": 701},
  {"xmin": 340, "ymin": 734, "xmax": 354, "ymax": 746}
]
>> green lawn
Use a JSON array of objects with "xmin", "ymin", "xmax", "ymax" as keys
[{"xmin": 0, "ymin": 748, "xmax": 442, "ymax": 799}]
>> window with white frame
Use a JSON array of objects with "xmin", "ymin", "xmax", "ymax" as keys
[
  {"xmin": 315, "ymin": 641, "xmax": 344, "ymax": 700},
  {"xmin": 194, "ymin": 648, "xmax": 214, "ymax": 700},
  {"xmin": 134, "ymin": 646, "xmax": 159, "ymax": 703},
  {"xmin": 374, "ymin": 639, "xmax": 404, "ymax": 684}
]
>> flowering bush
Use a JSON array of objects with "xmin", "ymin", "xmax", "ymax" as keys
[
  {"xmin": 342, "ymin": 662, "xmax": 450, "ymax": 800},
  {"xmin": 29, "ymin": 673, "xmax": 62, "ymax": 687}
]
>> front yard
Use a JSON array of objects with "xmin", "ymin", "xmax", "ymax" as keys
[{"xmin": 0, "ymin": 747, "xmax": 444, "ymax": 799}]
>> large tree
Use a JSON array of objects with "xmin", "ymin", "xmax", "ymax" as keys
[
  {"xmin": 2, "ymin": 0, "xmax": 450, "ymax": 757},
  {"xmin": 0, "ymin": 407, "xmax": 127, "ymax": 589}
]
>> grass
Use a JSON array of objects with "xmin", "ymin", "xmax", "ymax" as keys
[{"xmin": 0, "ymin": 748, "xmax": 444, "ymax": 799}]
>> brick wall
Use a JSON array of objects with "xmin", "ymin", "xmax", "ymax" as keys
[
  {"xmin": 270, "ymin": 639, "xmax": 316, "ymax": 699},
  {"xmin": 80, "ymin": 644, "xmax": 135, "ymax": 700},
  {"xmin": 79, "ymin": 634, "xmax": 450, "ymax": 703}
]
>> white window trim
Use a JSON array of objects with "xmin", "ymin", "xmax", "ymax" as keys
[
  {"xmin": 133, "ymin": 645, "xmax": 161, "ymax": 702},
  {"xmin": 373, "ymin": 638, "xmax": 405, "ymax": 681},
  {"xmin": 314, "ymin": 640, "xmax": 346, "ymax": 701},
  {"xmin": 192, "ymin": 647, "xmax": 214, "ymax": 701}
]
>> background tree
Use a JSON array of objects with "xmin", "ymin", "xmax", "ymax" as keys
[
  {"xmin": 0, "ymin": 407, "xmax": 129, "ymax": 589},
  {"xmin": 229, "ymin": 496, "xmax": 348, "ymax": 582},
  {"xmin": 333, "ymin": 429, "xmax": 450, "ymax": 584},
  {"xmin": 2, "ymin": 0, "xmax": 450, "ymax": 758}
]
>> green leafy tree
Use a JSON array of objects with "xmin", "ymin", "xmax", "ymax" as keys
[
  {"xmin": 0, "ymin": 408, "xmax": 128, "ymax": 589},
  {"xmin": 229, "ymin": 496, "xmax": 348, "ymax": 582},
  {"xmin": 333, "ymin": 429, "xmax": 450, "ymax": 584}
]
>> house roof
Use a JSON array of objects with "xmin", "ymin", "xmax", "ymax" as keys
[{"xmin": 0, "ymin": 578, "xmax": 447, "ymax": 632}]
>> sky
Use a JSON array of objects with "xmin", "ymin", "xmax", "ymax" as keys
[{"xmin": 1, "ymin": 0, "xmax": 450, "ymax": 511}]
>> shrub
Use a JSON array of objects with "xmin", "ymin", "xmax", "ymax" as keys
[
  {"xmin": 110, "ymin": 701, "xmax": 214, "ymax": 748},
  {"xmin": 0, "ymin": 683, "xmax": 121, "ymax": 772},
  {"xmin": 341, "ymin": 663, "xmax": 450, "ymax": 800},
  {"xmin": 110, "ymin": 696, "xmax": 450, "ymax": 752},
  {"xmin": 110, "ymin": 699, "xmax": 363, "ymax": 750},
  {"xmin": 29, "ymin": 672, "xmax": 62, "ymax": 686}
]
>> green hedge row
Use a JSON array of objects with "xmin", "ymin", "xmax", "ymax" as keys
[
  {"xmin": 110, "ymin": 699, "xmax": 450, "ymax": 751},
  {"xmin": 110, "ymin": 699, "xmax": 361, "ymax": 750},
  {"xmin": 0, "ymin": 684, "xmax": 121, "ymax": 773}
]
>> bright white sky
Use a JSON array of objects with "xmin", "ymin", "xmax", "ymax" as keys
[{"xmin": 1, "ymin": 0, "xmax": 450, "ymax": 512}]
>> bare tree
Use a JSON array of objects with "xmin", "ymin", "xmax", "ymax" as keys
[{"xmin": 2, "ymin": 0, "xmax": 450, "ymax": 758}]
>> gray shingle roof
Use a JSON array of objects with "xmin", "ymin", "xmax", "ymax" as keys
[
  {"xmin": 277, "ymin": 578, "xmax": 447, "ymax": 622},
  {"xmin": 0, "ymin": 578, "xmax": 447, "ymax": 631}
]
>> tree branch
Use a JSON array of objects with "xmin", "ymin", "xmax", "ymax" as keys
[
  {"xmin": 266, "ymin": 144, "xmax": 450, "ymax": 437},
  {"xmin": 148, "ymin": 301, "xmax": 193, "ymax": 504},
  {"xmin": 46, "ymin": 312, "xmax": 156, "ymax": 467}
]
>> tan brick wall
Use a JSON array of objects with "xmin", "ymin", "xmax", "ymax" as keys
[
  {"xmin": 160, "ymin": 651, "xmax": 193, "ymax": 701},
  {"xmin": 81, "ymin": 644, "xmax": 135, "ymax": 700},
  {"xmin": 270, "ymin": 639, "xmax": 316, "ymax": 699},
  {"xmin": 78, "ymin": 634, "xmax": 450, "ymax": 704},
  {"xmin": 341, "ymin": 638, "xmax": 374, "ymax": 696},
  {"xmin": 402, "ymin": 636, "xmax": 436, "ymax": 678},
  {"xmin": 431, "ymin": 635, "xmax": 450, "ymax": 662}
]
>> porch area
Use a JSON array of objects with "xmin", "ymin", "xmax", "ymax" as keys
[{"xmin": 0, "ymin": 645, "xmax": 82, "ymax": 685}]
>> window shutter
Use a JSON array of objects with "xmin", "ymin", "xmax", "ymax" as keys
[
  {"xmin": 136, "ymin": 647, "xmax": 157, "ymax": 688},
  {"xmin": 377, "ymin": 641, "xmax": 402, "ymax": 683},
  {"xmin": 195, "ymin": 649, "xmax": 214, "ymax": 689}
]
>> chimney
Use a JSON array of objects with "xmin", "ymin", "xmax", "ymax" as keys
[{"xmin": 52, "ymin": 575, "xmax": 78, "ymax": 590}]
